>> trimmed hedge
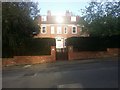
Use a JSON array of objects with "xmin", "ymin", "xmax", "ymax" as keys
[
  {"xmin": 66, "ymin": 35, "xmax": 119, "ymax": 51},
  {"xmin": 3, "ymin": 38, "xmax": 55, "ymax": 58},
  {"xmin": 15, "ymin": 38, "xmax": 56, "ymax": 56}
]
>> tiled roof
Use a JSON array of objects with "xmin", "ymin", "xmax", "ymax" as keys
[{"xmin": 38, "ymin": 16, "xmax": 80, "ymax": 24}]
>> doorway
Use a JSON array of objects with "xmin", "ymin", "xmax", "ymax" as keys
[{"xmin": 55, "ymin": 37, "xmax": 68, "ymax": 60}]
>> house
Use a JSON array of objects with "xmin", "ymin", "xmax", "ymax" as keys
[{"xmin": 34, "ymin": 10, "xmax": 89, "ymax": 51}]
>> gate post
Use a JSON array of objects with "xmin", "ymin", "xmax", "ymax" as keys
[
  {"xmin": 68, "ymin": 46, "xmax": 73, "ymax": 60},
  {"xmin": 51, "ymin": 46, "xmax": 56, "ymax": 61}
]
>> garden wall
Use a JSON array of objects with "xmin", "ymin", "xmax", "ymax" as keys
[
  {"xmin": 2, "ymin": 46, "xmax": 56, "ymax": 67},
  {"xmin": 68, "ymin": 46, "xmax": 119, "ymax": 60}
]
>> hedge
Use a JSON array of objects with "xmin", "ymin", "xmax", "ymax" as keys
[
  {"xmin": 66, "ymin": 35, "xmax": 119, "ymax": 51},
  {"xmin": 2, "ymin": 38, "xmax": 55, "ymax": 58}
]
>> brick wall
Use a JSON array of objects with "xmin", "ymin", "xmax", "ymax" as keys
[
  {"xmin": 2, "ymin": 46, "xmax": 119, "ymax": 67},
  {"xmin": 2, "ymin": 46, "xmax": 56, "ymax": 67},
  {"xmin": 68, "ymin": 46, "xmax": 120, "ymax": 60}
]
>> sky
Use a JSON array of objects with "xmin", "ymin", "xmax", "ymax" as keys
[
  {"xmin": 37, "ymin": 1, "xmax": 90, "ymax": 16},
  {"xmin": 33, "ymin": 0, "xmax": 115, "ymax": 16}
]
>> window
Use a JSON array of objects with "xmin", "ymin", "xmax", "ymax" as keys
[
  {"xmin": 41, "ymin": 16, "xmax": 47, "ymax": 21},
  {"xmin": 71, "ymin": 16, "xmax": 76, "ymax": 22},
  {"xmin": 64, "ymin": 27, "xmax": 67, "ymax": 34},
  {"xmin": 51, "ymin": 26, "xmax": 55, "ymax": 34},
  {"xmin": 41, "ymin": 26, "xmax": 46, "ymax": 34},
  {"xmin": 57, "ymin": 26, "xmax": 62, "ymax": 34},
  {"xmin": 72, "ymin": 26, "xmax": 77, "ymax": 34}
]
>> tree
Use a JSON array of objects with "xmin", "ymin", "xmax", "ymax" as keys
[
  {"xmin": 80, "ymin": 1, "xmax": 120, "ymax": 36},
  {"xmin": 2, "ymin": 2, "xmax": 40, "ymax": 57},
  {"xmin": 78, "ymin": 17, "xmax": 89, "ymax": 36}
]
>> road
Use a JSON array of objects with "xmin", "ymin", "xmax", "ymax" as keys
[{"xmin": 2, "ymin": 57, "xmax": 119, "ymax": 88}]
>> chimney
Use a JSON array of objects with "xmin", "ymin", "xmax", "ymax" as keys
[
  {"xmin": 47, "ymin": 10, "xmax": 51, "ymax": 16},
  {"xmin": 65, "ymin": 10, "xmax": 70, "ymax": 16}
]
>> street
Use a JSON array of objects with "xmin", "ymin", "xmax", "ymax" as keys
[{"xmin": 2, "ymin": 57, "xmax": 119, "ymax": 88}]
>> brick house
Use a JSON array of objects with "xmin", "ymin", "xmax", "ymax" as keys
[
  {"xmin": 34, "ymin": 10, "xmax": 89, "ymax": 51},
  {"xmin": 3, "ymin": 10, "xmax": 119, "ymax": 65}
]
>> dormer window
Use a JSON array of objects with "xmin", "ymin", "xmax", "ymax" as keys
[
  {"xmin": 41, "ymin": 16, "xmax": 47, "ymax": 21},
  {"xmin": 56, "ymin": 16, "xmax": 64, "ymax": 23},
  {"xmin": 71, "ymin": 16, "xmax": 76, "ymax": 22}
]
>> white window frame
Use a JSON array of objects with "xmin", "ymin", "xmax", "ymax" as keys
[
  {"xmin": 41, "ymin": 26, "xmax": 47, "ymax": 34},
  {"xmin": 64, "ymin": 27, "xmax": 68, "ymax": 34},
  {"xmin": 71, "ymin": 16, "xmax": 76, "ymax": 22},
  {"xmin": 57, "ymin": 26, "xmax": 62, "ymax": 34},
  {"xmin": 51, "ymin": 26, "xmax": 55, "ymax": 34},
  {"xmin": 72, "ymin": 26, "xmax": 77, "ymax": 34},
  {"xmin": 41, "ymin": 16, "xmax": 47, "ymax": 21}
]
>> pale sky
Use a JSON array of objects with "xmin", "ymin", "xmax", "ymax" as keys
[
  {"xmin": 34, "ymin": 0, "xmax": 115, "ymax": 16},
  {"xmin": 36, "ymin": 0, "xmax": 90, "ymax": 16},
  {"xmin": 38, "ymin": 2, "xmax": 89, "ymax": 16}
]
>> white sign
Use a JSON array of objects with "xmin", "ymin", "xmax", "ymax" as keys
[{"xmin": 56, "ymin": 38, "xmax": 64, "ymax": 48}]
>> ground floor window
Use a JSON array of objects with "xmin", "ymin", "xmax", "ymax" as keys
[
  {"xmin": 57, "ymin": 26, "xmax": 62, "ymax": 34},
  {"xmin": 41, "ymin": 26, "xmax": 46, "ymax": 34},
  {"xmin": 72, "ymin": 26, "xmax": 77, "ymax": 34},
  {"xmin": 64, "ymin": 27, "xmax": 68, "ymax": 34},
  {"xmin": 51, "ymin": 26, "xmax": 55, "ymax": 34}
]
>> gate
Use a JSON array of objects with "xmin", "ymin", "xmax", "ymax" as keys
[{"xmin": 56, "ymin": 48, "xmax": 68, "ymax": 60}]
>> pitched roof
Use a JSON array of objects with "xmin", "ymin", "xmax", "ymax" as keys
[{"xmin": 38, "ymin": 15, "xmax": 80, "ymax": 24}]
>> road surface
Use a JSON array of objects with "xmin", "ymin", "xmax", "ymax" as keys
[{"xmin": 2, "ymin": 57, "xmax": 119, "ymax": 88}]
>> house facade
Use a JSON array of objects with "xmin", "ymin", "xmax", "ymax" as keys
[{"xmin": 34, "ymin": 10, "xmax": 89, "ymax": 50}]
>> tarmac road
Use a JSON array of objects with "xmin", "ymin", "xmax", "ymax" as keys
[{"xmin": 2, "ymin": 57, "xmax": 119, "ymax": 88}]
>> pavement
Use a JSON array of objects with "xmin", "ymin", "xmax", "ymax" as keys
[
  {"xmin": 3, "ymin": 56, "xmax": 119, "ymax": 70},
  {"xmin": 2, "ymin": 57, "xmax": 119, "ymax": 88}
]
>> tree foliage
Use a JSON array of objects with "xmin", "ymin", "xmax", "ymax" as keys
[
  {"xmin": 2, "ymin": 2, "xmax": 40, "ymax": 57},
  {"xmin": 80, "ymin": 1, "xmax": 120, "ymax": 36}
]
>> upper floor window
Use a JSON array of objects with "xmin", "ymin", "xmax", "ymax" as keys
[
  {"xmin": 51, "ymin": 26, "xmax": 55, "ymax": 34},
  {"xmin": 41, "ymin": 16, "xmax": 47, "ymax": 21},
  {"xmin": 72, "ymin": 26, "xmax": 77, "ymax": 34},
  {"xmin": 41, "ymin": 26, "xmax": 47, "ymax": 34},
  {"xmin": 64, "ymin": 27, "xmax": 68, "ymax": 34},
  {"xmin": 71, "ymin": 16, "xmax": 76, "ymax": 22},
  {"xmin": 57, "ymin": 26, "xmax": 62, "ymax": 34}
]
